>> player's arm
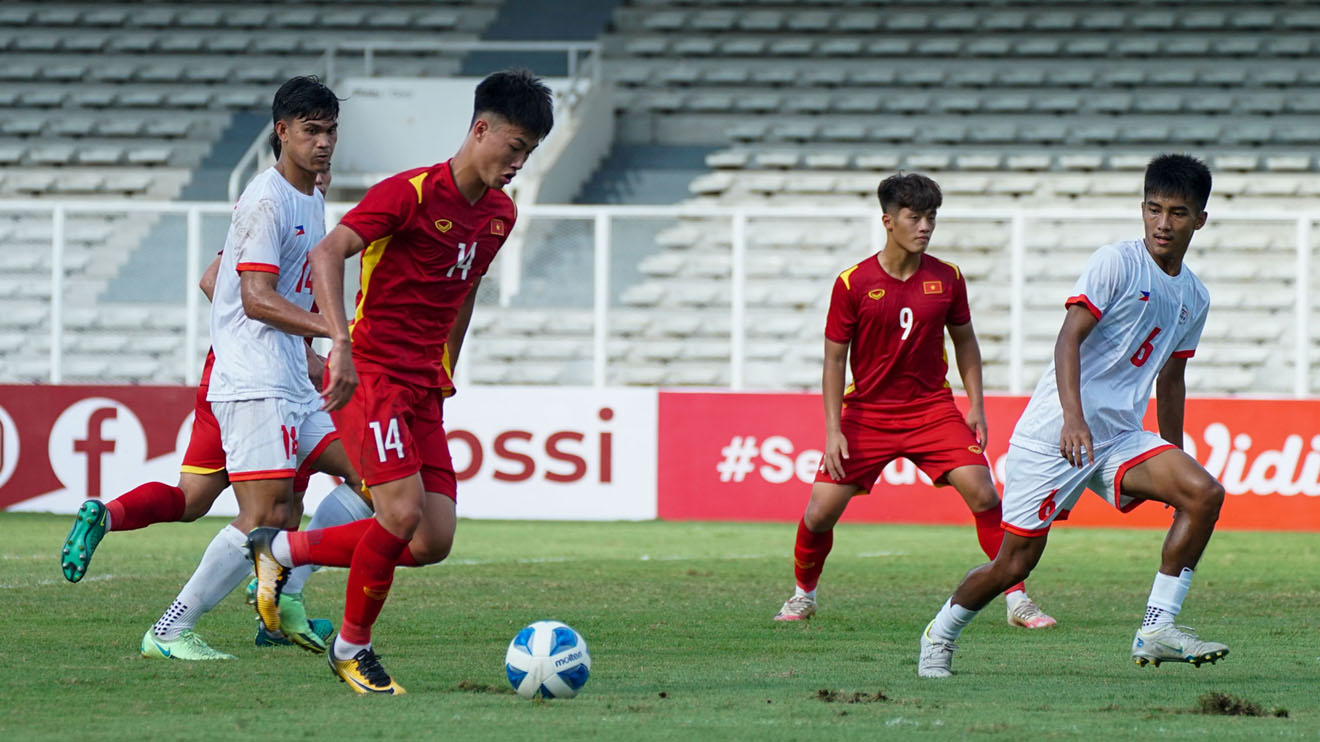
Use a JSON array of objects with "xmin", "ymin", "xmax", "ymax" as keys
[
  {"xmin": 308, "ymin": 224, "xmax": 367, "ymax": 410},
  {"xmin": 238, "ymin": 271, "xmax": 331, "ymax": 337},
  {"xmin": 305, "ymin": 343, "xmax": 326, "ymax": 391},
  {"xmin": 1055, "ymin": 304, "xmax": 1100, "ymax": 466},
  {"xmin": 446, "ymin": 276, "xmax": 482, "ymax": 375},
  {"xmin": 1154, "ymin": 355, "xmax": 1188, "ymax": 449},
  {"xmin": 821, "ymin": 338, "xmax": 849, "ymax": 481},
  {"xmin": 946, "ymin": 321, "xmax": 987, "ymax": 446},
  {"xmin": 199, "ymin": 255, "xmax": 221, "ymax": 301}
]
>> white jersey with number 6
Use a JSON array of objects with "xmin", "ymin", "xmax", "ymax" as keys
[
  {"xmin": 208, "ymin": 167, "xmax": 325, "ymax": 404},
  {"xmin": 1010, "ymin": 238, "xmax": 1210, "ymax": 454}
]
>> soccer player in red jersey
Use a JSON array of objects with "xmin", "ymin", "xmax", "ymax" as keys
[
  {"xmin": 773, "ymin": 173, "xmax": 1056, "ymax": 629},
  {"xmin": 247, "ymin": 69, "xmax": 555, "ymax": 694}
]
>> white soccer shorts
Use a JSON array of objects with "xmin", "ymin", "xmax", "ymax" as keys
[
  {"xmin": 1000, "ymin": 430, "xmax": 1178, "ymax": 537},
  {"xmin": 213, "ymin": 397, "xmax": 335, "ymax": 482}
]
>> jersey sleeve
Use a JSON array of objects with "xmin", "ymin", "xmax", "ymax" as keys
[
  {"xmin": 946, "ymin": 270, "xmax": 971, "ymax": 326},
  {"xmin": 1172, "ymin": 300, "xmax": 1208, "ymax": 359},
  {"xmin": 823, "ymin": 273, "xmax": 856, "ymax": 344},
  {"xmin": 231, "ymin": 197, "xmax": 283, "ymax": 274},
  {"xmin": 1066, "ymin": 244, "xmax": 1125, "ymax": 320},
  {"xmin": 339, "ymin": 173, "xmax": 419, "ymax": 245}
]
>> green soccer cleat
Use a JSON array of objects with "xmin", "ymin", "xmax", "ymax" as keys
[
  {"xmin": 140, "ymin": 629, "xmax": 236, "ymax": 661},
  {"xmin": 277, "ymin": 592, "xmax": 328, "ymax": 654},
  {"xmin": 255, "ymin": 616, "xmax": 334, "ymax": 648},
  {"xmin": 61, "ymin": 500, "xmax": 109, "ymax": 582}
]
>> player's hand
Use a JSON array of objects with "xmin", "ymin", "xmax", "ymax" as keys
[
  {"xmin": 307, "ymin": 353, "xmax": 327, "ymax": 391},
  {"xmin": 822, "ymin": 430, "xmax": 849, "ymax": 481},
  {"xmin": 965, "ymin": 406, "xmax": 988, "ymax": 448},
  {"xmin": 1059, "ymin": 417, "xmax": 1094, "ymax": 467},
  {"xmin": 321, "ymin": 341, "xmax": 358, "ymax": 411}
]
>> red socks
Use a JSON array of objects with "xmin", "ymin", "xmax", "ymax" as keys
[
  {"xmin": 339, "ymin": 519, "xmax": 408, "ymax": 645},
  {"xmin": 972, "ymin": 504, "xmax": 1027, "ymax": 595},
  {"xmin": 289, "ymin": 518, "xmax": 373, "ymax": 568},
  {"xmin": 105, "ymin": 483, "xmax": 186, "ymax": 531},
  {"xmin": 793, "ymin": 517, "xmax": 833, "ymax": 593},
  {"xmin": 289, "ymin": 518, "xmax": 420, "ymax": 568}
]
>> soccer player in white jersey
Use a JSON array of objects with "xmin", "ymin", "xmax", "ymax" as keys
[
  {"xmin": 918, "ymin": 154, "xmax": 1228, "ymax": 678},
  {"xmin": 137, "ymin": 77, "xmax": 355, "ymax": 661}
]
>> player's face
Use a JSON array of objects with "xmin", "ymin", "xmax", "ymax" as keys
[
  {"xmin": 278, "ymin": 115, "xmax": 338, "ymax": 175},
  {"xmin": 474, "ymin": 117, "xmax": 541, "ymax": 189},
  {"xmin": 883, "ymin": 207, "xmax": 936, "ymax": 255},
  {"xmin": 1141, "ymin": 192, "xmax": 1206, "ymax": 261},
  {"xmin": 315, "ymin": 169, "xmax": 332, "ymax": 194}
]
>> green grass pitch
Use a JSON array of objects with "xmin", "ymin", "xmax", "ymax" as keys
[{"xmin": 3, "ymin": 512, "xmax": 1317, "ymax": 739}]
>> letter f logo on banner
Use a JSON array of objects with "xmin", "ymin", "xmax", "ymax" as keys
[{"xmin": 73, "ymin": 407, "xmax": 118, "ymax": 499}]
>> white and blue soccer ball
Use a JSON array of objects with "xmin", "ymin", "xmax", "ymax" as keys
[{"xmin": 504, "ymin": 620, "xmax": 591, "ymax": 700}]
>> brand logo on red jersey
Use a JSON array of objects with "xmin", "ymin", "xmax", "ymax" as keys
[
  {"xmin": 968, "ymin": 445, "xmax": 983, "ymax": 454},
  {"xmin": 867, "ymin": 288, "xmax": 885, "ymax": 300},
  {"xmin": 491, "ymin": 218, "xmax": 505, "ymax": 236},
  {"xmin": 434, "ymin": 219, "xmax": 453, "ymax": 233},
  {"xmin": 923, "ymin": 280, "xmax": 942, "ymax": 294}
]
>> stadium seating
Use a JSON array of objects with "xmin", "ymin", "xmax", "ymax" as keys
[
  {"xmin": 492, "ymin": 0, "xmax": 1320, "ymax": 394},
  {"xmin": 2, "ymin": 1, "xmax": 1316, "ymax": 396},
  {"xmin": 0, "ymin": 1, "xmax": 503, "ymax": 383}
]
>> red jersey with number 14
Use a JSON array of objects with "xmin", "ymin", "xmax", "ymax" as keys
[
  {"xmin": 339, "ymin": 160, "xmax": 516, "ymax": 392},
  {"xmin": 824, "ymin": 253, "xmax": 971, "ymax": 414}
]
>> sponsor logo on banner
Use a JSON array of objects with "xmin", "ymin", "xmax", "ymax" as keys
[
  {"xmin": 445, "ymin": 387, "xmax": 656, "ymax": 520},
  {"xmin": 657, "ymin": 391, "xmax": 1320, "ymax": 530},
  {"xmin": 1, "ymin": 385, "xmax": 659, "ymax": 522},
  {"xmin": 0, "ymin": 402, "xmax": 18, "ymax": 490}
]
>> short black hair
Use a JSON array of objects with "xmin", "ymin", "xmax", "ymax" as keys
[
  {"xmin": 472, "ymin": 68, "xmax": 554, "ymax": 140},
  {"xmin": 877, "ymin": 172, "xmax": 942, "ymax": 214},
  {"xmin": 268, "ymin": 131, "xmax": 281, "ymax": 158},
  {"xmin": 271, "ymin": 75, "xmax": 339, "ymax": 127},
  {"xmin": 1144, "ymin": 153, "xmax": 1212, "ymax": 211}
]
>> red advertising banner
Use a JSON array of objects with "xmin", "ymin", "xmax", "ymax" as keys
[
  {"xmin": 657, "ymin": 391, "xmax": 1320, "ymax": 531},
  {"xmin": 0, "ymin": 385, "xmax": 658, "ymax": 521}
]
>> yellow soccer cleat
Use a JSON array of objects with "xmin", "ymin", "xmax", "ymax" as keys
[
  {"xmin": 329, "ymin": 647, "xmax": 406, "ymax": 695},
  {"xmin": 245, "ymin": 527, "xmax": 289, "ymax": 634}
]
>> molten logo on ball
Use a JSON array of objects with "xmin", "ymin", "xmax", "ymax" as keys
[{"xmin": 504, "ymin": 620, "xmax": 591, "ymax": 700}]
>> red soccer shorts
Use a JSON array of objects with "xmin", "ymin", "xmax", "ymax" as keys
[
  {"xmin": 180, "ymin": 383, "xmax": 226, "ymax": 475},
  {"xmin": 331, "ymin": 369, "xmax": 456, "ymax": 499},
  {"xmin": 813, "ymin": 400, "xmax": 989, "ymax": 492}
]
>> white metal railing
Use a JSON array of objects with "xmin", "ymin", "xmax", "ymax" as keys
[
  {"xmin": 228, "ymin": 41, "xmax": 602, "ymax": 202},
  {"xmin": 1, "ymin": 200, "xmax": 1316, "ymax": 396}
]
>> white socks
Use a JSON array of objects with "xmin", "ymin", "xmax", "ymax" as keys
[
  {"xmin": 929, "ymin": 598, "xmax": 978, "ymax": 643},
  {"xmin": 1142, "ymin": 568, "xmax": 1193, "ymax": 630},
  {"xmin": 153, "ymin": 525, "xmax": 251, "ymax": 640},
  {"xmin": 284, "ymin": 484, "xmax": 370, "ymax": 594},
  {"xmin": 793, "ymin": 586, "xmax": 817, "ymax": 600},
  {"xmin": 1005, "ymin": 589, "xmax": 1028, "ymax": 612},
  {"xmin": 270, "ymin": 531, "xmax": 293, "ymax": 568},
  {"xmin": 333, "ymin": 635, "xmax": 370, "ymax": 661}
]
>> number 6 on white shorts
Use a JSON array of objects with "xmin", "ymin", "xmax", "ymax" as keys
[{"xmin": 369, "ymin": 418, "xmax": 405, "ymax": 462}]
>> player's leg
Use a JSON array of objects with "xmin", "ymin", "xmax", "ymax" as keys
[
  {"xmin": 943, "ymin": 465, "xmax": 1055, "ymax": 629},
  {"xmin": 271, "ymin": 432, "xmax": 365, "ymax": 653},
  {"xmin": 773, "ymin": 481, "xmax": 858, "ymax": 621},
  {"xmin": 1111, "ymin": 443, "xmax": 1228, "ymax": 667},
  {"xmin": 141, "ymin": 518, "xmax": 252, "ymax": 661},
  {"xmin": 60, "ymin": 470, "xmax": 226, "ymax": 583},
  {"xmin": 919, "ymin": 446, "xmax": 1089, "ymax": 677},
  {"xmin": 145, "ymin": 477, "xmax": 293, "ymax": 660}
]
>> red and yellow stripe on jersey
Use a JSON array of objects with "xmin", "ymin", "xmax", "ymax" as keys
[
  {"xmin": 339, "ymin": 160, "xmax": 516, "ymax": 393},
  {"xmin": 825, "ymin": 253, "xmax": 972, "ymax": 413}
]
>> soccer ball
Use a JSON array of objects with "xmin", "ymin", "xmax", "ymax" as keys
[{"xmin": 504, "ymin": 620, "xmax": 591, "ymax": 700}]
